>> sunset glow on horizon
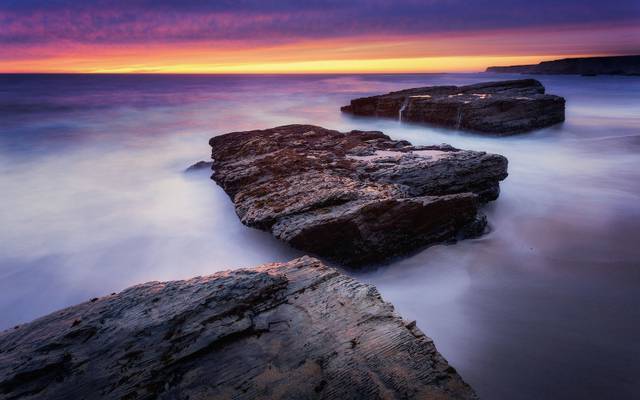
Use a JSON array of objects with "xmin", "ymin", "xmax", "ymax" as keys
[{"xmin": 1, "ymin": 1, "xmax": 639, "ymax": 74}]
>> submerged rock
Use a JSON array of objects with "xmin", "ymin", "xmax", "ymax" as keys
[
  {"xmin": 210, "ymin": 124, "xmax": 508, "ymax": 266},
  {"xmin": 185, "ymin": 160, "xmax": 213, "ymax": 172},
  {"xmin": 341, "ymin": 79, "xmax": 565, "ymax": 135},
  {"xmin": 0, "ymin": 257, "xmax": 478, "ymax": 399}
]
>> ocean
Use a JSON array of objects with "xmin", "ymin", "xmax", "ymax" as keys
[{"xmin": 1, "ymin": 73, "xmax": 639, "ymax": 399}]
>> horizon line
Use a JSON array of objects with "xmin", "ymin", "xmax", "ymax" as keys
[
  {"xmin": 2, "ymin": 54, "xmax": 636, "ymax": 75},
  {"xmin": 0, "ymin": 70, "xmax": 493, "ymax": 75}
]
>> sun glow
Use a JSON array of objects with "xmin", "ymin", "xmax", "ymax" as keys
[
  {"xmin": 86, "ymin": 55, "xmax": 564, "ymax": 74},
  {"xmin": 1, "ymin": 24, "xmax": 634, "ymax": 74}
]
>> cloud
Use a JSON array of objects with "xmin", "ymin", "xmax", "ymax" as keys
[
  {"xmin": 1, "ymin": 0, "xmax": 639, "ymax": 45},
  {"xmin": 1, "ymin": 1, "xmax": 638, "ymax": 72}
]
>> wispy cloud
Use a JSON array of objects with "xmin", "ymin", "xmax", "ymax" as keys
[{"xmin": 1, "ymin": 0, "xmax": 638, "ymax": 72}]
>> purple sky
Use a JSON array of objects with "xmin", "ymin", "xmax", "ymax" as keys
[{"xmin": 1, "ymin": 0, "xmax": 638, "ymax": 72}]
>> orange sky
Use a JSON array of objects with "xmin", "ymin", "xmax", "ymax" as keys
[{"xmin": 2, "ymin": 24, "xmax": 638, "ymax": 73}]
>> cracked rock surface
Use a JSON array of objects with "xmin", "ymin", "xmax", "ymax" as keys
[
  {"xmin": 341, "ymin": 79, "xmax": 565, "ymax": 134},
  {"xmin": 210, "ymin": 124, "xmax": 508, "ymax": 266},
  {"xmin": 0, "ymin": 257, "xmax": 477, "ymax": 400}
]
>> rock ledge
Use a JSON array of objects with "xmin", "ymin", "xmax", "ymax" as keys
[
  {"xmin": 341, "ymin": 79, "xmax": 565, "ymax": 134},
  {"xmin": 210, "ymin": 124, "xmax": 508, "ymax": 266},
  {"xmin": 0, "ymin": 257, "xmax": 477, "ymax": 399}
]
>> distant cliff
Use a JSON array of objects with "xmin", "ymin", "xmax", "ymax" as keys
[{"xmin": 487, "ymin": 55, "xmax": 640, "ymax": 76}]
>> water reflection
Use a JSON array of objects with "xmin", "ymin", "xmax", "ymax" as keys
[{"xmin": 0, "ymin": 73, "xmax": 639, "ymax": 399}]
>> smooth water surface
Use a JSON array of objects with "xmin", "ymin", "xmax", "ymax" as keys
[{"xmin": 1, "ymin": 73, "xmax": 639, "ymax": 399}]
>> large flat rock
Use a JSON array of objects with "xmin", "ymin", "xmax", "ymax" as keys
[
  {"xmin": 341, "ymin": 79, "xmax": 565, "ymax": 135},
  {"xmin": 210, "ymin": 124, "xmax": 508, "ymax": 266},
  {"xmin": 0, "ymin": 257, "xmax": 478, "ymax": 400}
]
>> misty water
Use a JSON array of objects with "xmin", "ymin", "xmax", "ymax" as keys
[{"xmin": 1, "ymin": 73, "xmax": 639, "ymax": 399}]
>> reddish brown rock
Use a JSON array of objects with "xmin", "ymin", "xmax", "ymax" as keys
[{"xmin": 210, "ymin": 124, "xmax": 508, "ymax": 266}]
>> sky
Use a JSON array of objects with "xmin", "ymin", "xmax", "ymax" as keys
[{"xmin": 1, "ymin": 0, "xmax": 639, "ymax": 73}]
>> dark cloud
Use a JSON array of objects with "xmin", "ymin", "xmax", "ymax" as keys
[{"xmin": 1, "ymin": 0, "xmax": 639, "ymax": 45}]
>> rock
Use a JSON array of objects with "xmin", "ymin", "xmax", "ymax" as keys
[
  {"xmin": 185, "ymin": 160, "xmax": 213, "ymax": 172},
  {"xmin": 210, "ymin": 124, "xmax": 508, "ymax": 266},
  {"xmin": 0, "ymin": 256, "xmax": 478, "ymax": 400},
  {"xmin": 341, "ymin": 79, "xmax": 565, "ymax": 135},
  {"xmin": 486, "ymin": 55, "xmax": 640, "ymax": 76}
]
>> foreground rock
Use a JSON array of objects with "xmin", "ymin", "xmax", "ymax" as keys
[
  {"xmin": 0, "ymin": 257, "xmax": 477, "ymax": 399},
  {"xmin": 341, "ymin": 79, "xmax": 565, "ymax": 135},
  {"xmin": 210, "ymin": 124, "xmax": 507, "ymax": 266},
  {"xmin": 487, "ymin": 55, "xmax": 640, "ymax": 76}
]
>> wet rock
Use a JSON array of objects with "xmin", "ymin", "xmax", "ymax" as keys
[
  {"xmin": 0, "ymin": 257, "xmax": 478, "ymax": 400},
  {"xmin": 341, "ymin": 79, "xmax": 565, "ymax": 135},
  {"xmin": 210, "ymin": 124, "xmax": 508, "ymax": 266}
]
